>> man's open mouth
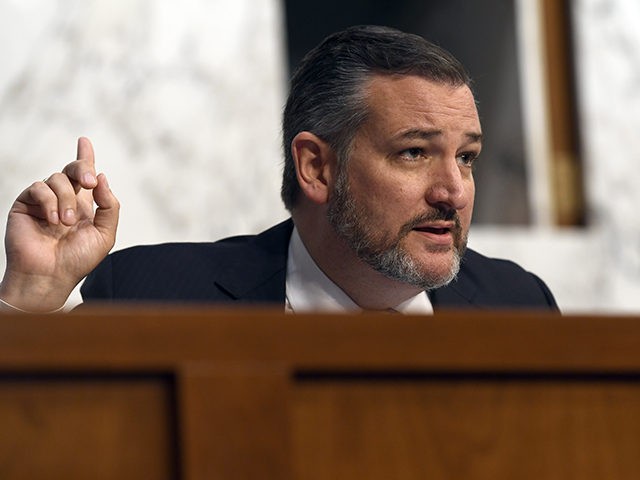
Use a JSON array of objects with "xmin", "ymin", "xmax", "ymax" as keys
[{"xmin": 414, "ymin": 226, "xmax": 451, "ymax": 235}]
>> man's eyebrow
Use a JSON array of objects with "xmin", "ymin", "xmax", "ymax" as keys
[
  {"xmin": 397, "ymin": 129, "xmax": 442, "ymax": 140},
  {"xmin": 466, "ymin": 132, "xmax": 483, "ymax": 143},
  {"xmin": 396, "ymin": 129, "xmax": 483, "ymax": 143}
]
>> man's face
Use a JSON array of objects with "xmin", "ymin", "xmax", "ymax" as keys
[{"xmin": 327, "ymin": 74, "xmax": 481, "ymax": 290}]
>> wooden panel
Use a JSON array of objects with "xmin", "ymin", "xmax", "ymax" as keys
[
  {"xmin": 2, "ymin": 309, "xmax": 640, "ymax": 372},
  {"xmin": 2, "ymin": 309, "xmax": 640, "ymax": 479},
  {"xmin": 177, "ymin": 363, "xmax": 290, "ymax": 480},
  {"xmin": 292, "ymin": 377, "xmax": 640, "ymax": 480},
  {"xmin": 0, "ymin": 375, "xmax": 176, "ymax": 480}
]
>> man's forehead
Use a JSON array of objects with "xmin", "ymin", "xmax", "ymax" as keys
[
  {"xmin": 364, "ymin": 73, "xmax": 476, "ymax": 107},
  {"xmin": 362, "ymin": 74, "xmax": 481, "ymax": 132},
  {"xmin": 365, "ymin": 72, "xmax": 469, "ymax": 88}
]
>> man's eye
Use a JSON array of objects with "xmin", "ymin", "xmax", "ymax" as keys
[
  {"xmin": 399, "ymin": 148, "xmax": 424, "ymax": 161},
  {"xmin": 458, "ymin": 152, "xmax": 478, "ymax": 167}
]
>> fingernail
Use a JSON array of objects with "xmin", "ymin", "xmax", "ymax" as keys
[
  {"xmin": 63, "ymin": 209, "xmax": 76, "ymax": 223},
  {"xmin": 83, "ymin": 172, "xmax": 97, "ymax": 185},
  {"xmin": 50, "ymin": 210, "xmax": 59, "ymax": 225}
]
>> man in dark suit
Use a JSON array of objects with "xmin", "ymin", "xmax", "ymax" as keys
[{"xmin": 0, "ymin": 26, "xmax": 557, "ymax": 313}]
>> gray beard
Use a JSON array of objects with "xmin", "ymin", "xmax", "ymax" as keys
[{"xmin": 326, "ymin": 169, "xmax": 466, "ymax": 290}]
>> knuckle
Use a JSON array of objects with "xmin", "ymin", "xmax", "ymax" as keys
[
  {"xmin": 29, "ymin": 184, "xmax": 54, "ymax": 205},
  {"xmin": 48, "ymin": 172, "xmax": 67, "ymax": 182},
  {"xmin": 31, "ymin": 180, "xmax": 51, "ymax": 193},
  {"xmin": 63, "ymin": 159, "xmax": 87, "ymax": 175}
]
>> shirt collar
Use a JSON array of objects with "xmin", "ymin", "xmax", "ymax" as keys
[{"xmin": 285, "ymin": 227, "xmax": 433, "ymax": 314}]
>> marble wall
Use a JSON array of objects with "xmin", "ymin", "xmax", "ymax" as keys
[
  {"xmin": 573, "ymin": 0, "xmax": 640, "ymax": 309},
  {"xmin": 1, "ymin": 0, "xmax": 640, "ymax": 312},
  {"xmin": 0, "ymin": 0, "xmax": 288, "ymax": 305},
  {"xmin": 0, "ymin": 0, "xmax": 288, "ymax": 245}
]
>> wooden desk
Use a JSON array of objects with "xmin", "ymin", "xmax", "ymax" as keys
[{"xmin": 0, "ymin": 308, "xmax": 638, "ymax": 479}]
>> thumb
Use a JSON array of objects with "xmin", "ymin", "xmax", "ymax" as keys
[{"xmin": 92, "ymin": 173, "xmax": 120, "ymax": 242}]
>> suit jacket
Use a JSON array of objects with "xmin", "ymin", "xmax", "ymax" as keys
[{"xmin": 81, "ymin": 219, "xmax": 558, "ymax": 310}]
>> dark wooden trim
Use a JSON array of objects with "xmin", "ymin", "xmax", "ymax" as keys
[{"xmin": 541, "ymin": 0, "xmax": 586, "ymax": 225}]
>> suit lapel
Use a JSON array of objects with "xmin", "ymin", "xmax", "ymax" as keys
[
  {"xmin": 429, "ymin": 257, "xmax": 479, "ymax": 309},
  {"xmin": 212, "ymin": 220, "xmax": 293, "ymax": 304}
]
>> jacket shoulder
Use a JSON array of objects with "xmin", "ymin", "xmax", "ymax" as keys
[
  {"xmin": 431, "ymin": 248, "xmax": 558, "ymax": 310},
  {"xmin": 81, "ymin": 220, "xmax": 292, "ymax": 302}
]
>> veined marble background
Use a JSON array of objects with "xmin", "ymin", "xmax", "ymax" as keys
[
  {"xmin": 1, "ymin": 0, "xmax": 639, "ymax": 312},
  {"xmin": 0, "ymin": 0, "xmax": 288, "ymax": 243},
  {"xmin": 0, "ymin": 0, "xmax": 288, "ymax": 305}
]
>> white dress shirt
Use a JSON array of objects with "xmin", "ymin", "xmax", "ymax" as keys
[{"xmin": 285, "ymin": 227, "xmax": 433, "ymax": 314}]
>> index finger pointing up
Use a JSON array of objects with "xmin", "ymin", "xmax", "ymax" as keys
[
  {"xmin": 76, "ymin": 136, "xmax": 95, "ymax": 164},
  {"xmin": 62, "ymin": 137, "xmax": 98, "ymax": 191}
]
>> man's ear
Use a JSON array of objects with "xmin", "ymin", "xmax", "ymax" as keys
[{"xmin": 291, "ymin": 131, "xmax": 337, "ymax": 205}]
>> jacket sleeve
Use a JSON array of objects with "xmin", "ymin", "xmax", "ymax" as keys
[{"xmin": 80, "ymin": 255, "xmax": 115, "ymax": 300}]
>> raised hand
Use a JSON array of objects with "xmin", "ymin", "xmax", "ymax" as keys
[{"xmin": 0, "ymin": 137, "xmax": 119, "ymax": 311}]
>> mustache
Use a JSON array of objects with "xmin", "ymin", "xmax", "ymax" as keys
[{"xmin": 399, "ymin": 209, "xmax": 462, "ymax": 237}]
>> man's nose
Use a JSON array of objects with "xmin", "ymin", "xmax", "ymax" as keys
[{"xmin": 424, "ymin": 157, "xmax": 469, "ymax": 211}]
